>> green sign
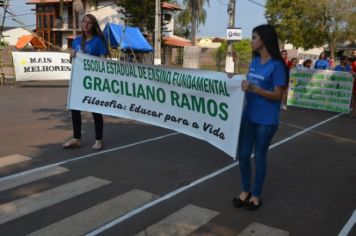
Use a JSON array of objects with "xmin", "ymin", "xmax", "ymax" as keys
[{"xmin": 287, "ymin": 69, "xmax": 353, "ymax": 113}]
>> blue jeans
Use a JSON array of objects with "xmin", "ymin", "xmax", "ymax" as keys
[{"xmin": 238, "ymin": 119, "xmax": 278, "ymax": 198}]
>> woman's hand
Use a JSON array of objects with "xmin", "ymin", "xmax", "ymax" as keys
[
  {"xmin": 226, "ymin": 72, "xmax": 235, "ymax": 79},
  {"xmin": 241, "ymin": 80, "xmax": 256, "ymax": 93},
  {"xmin": 241, "ymin": 80, "xmax": 284, "ymax": 101},
  {"xmin": 70, "ymin": 50, "xmax": 76, "ymax": 59}
]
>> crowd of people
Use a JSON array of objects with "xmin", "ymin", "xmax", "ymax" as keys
[
  {"xmin": 280, "ymin": 49, "xmax": 356, "ymax": 117},
  {"xmin": 281, "ymin": 50, "xmax": 356, "ymax": 72}
]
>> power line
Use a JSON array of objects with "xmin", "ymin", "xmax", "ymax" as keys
[
  {"xmin": 246, "ymin": 0, "xmax": 265, "ymax": 8},
  {"xmin": 10, "ymin": 12, "xmax": 35, "ymax": 17}
]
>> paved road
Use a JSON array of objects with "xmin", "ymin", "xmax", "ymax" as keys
[{"xmin": 0, "ymin": 82, "xmax": 355, "ymax": 236}]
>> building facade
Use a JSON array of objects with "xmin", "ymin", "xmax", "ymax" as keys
[{"xmin": 27, "ymin": 0, "xmax": 123, "ymax": 49}]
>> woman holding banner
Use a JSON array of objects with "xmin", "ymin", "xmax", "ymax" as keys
[
  {"xmin": 232, "ymin": 24, "xmax": 289, "ymax": 210},
  {"xmin": 63, "ymin": 14, "xmax": 109, "ymax": 150}
]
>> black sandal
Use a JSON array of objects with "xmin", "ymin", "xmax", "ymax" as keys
[
  {"xmin": 232, "ymin": 192, "xmax": 251, "ymax": 208},
  {"xmin": 244, "ymin": 199, "xmax": 263, "ymax": 211}
]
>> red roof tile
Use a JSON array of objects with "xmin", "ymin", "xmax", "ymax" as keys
[
  {"xmin": 27, "ymin": 0, "xmax": 72, "ymax": 4},
  {"xmin": 162, "ymin": 2, "xmax": 181, "ymax": 11},
  {"xmin": 163, "ymin": 36, "xmax": 191, "ymax": 47}
]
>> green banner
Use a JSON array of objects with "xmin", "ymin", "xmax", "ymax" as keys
[{"xmin": 287, "ymin": 69, "xmax": 353, "ymax": 113}]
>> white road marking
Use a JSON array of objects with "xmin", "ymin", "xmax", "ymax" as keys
[
  {"xmin": 0, "ymin": 154, "xmax": 31, "ymax": 169},
  {"xmin": 338, "ymin": 209, "xmax": 356, "ymax": 236},
  {"xmin": 238, "ymin": 222, "xmax": 289, "ymax": 236},
  {"xmin": 28, "ymin": 189, "xmax": 157, "ymax": 236},
  {"xmin": 85, "ymin": 113, "xmax": 343, "ymax": 236},
  {"xmin": 0, "ymin": 132, "xmax": 178, "ymax": 183},
  {"xmin": 0, "ymin": 166, "xmax": 68, "ymax": 192},
  {"xmin": 135, "ymin": 204, "xmax": 219, "ymax": 236},
  {"xmin": 0, "ymin": 176, "xmax": 110, "ymax": 225}
]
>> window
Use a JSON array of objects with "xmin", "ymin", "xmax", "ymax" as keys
[{"xmin": 35, "ymin": 4, "xmax": 58, "ymax": 47}]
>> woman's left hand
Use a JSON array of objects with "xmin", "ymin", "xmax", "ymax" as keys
[{"xmin": 241, "ymin": 80, "xmax": 256, "ymax": 93}]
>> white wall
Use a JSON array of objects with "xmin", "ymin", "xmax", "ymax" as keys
[
  {"xmin": 284, "ymin": 43, "xmax": 324, "ymax": 56},
  {"xmin": 61, "ymin": 32, "xmax": 71, "ymax": 49},
  {"xmin": 2, "ymin": 28, "xmax": 32, "ymax": 45},
  {"xmin": 164, "ymin": 12, "xmax": 174, "ymax": 36},
  {"xmin": 80, "ymin": 0, "xmax": 123, "ymax": 30}
]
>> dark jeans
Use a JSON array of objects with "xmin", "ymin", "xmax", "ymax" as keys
[
  {"xmin": 238, "ymin": 119, "xmax": 278, "ymax": 198},
  {"xmin": 71, "ymin": 110, "xmax": 103, "ymax": 140}
]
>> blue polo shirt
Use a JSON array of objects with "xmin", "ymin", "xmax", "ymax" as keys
[
  {"xmin": 244, "ymin": 57, "xmax": 287, "ymax": 125},
  {"xmin": 72, "ymin": 35, "xmax": 108, "ymax": 57},
  {"xmin": 314, "ymin": 59, "xmax": 329, "ymax": 70},
  {"xmin": 334, "ymin": 64, "xmax": 351, "ymax": 72}
]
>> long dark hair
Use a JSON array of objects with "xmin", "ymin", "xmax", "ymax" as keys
[
  {"xmin": 80, "ymin": 14, "xmax": 109, "ymax": 56},
  {"xmin": 319, "ymin": 51, "xmax": 327, "ymax": 60},
  {"xmin": 252, "ymin": 24, "xmax": 289, "ymax": 83}
]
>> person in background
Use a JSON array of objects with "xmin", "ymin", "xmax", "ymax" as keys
[
  {"xmin": 334, "ymin": 56, "xmax": 351, "ymax": 72},
  {"xmin": 302, "ymin": 59, "xmax": 313, "ymax": 69},
  {"xmin": 289, "ymin": 58, "xmax": 298, "ymax": 70},
  {"xmin": 62, "ymin": 14, "xmax": 109, "ymax": 150},
  {"xmin": 329, "ymin": 57, "xmax": 335, "ymax": 69},
  {"xmin": 350, "ymin": 50, "xmax": 356, "ymax": 118},
  {"xmin": 280, "ymin": 57, "xmax": 298, "ymax": 109},
  {"xmin": 280, "ymin": 50, "xmax": 291, "ymax": 110},
  {"xmin": 281, "ymin": 50, "xmax": 289, "ymax": 67},
  {"xmin": 232, "ymin": 24, "xmax": 288, "ymax": 210},
  {"xmin": 314, "ymin": 52, "xmax": 329, "ymax": 70}
]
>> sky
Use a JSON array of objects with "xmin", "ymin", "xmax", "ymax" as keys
[
  {"xmin": 2, "ymin": 0, "xmax": 267, "ymax": 39},
  {"xmin": 180, "ymin": 0, "xmax": 267, "ymax": 39}
]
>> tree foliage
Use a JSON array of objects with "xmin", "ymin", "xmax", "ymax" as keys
[
  {"xmin": 116, "ymin": 0, "xmax": 156, "ymax": 33},
  {"xmin": 265, "ymin": 0, "xmax": 356, "ymax": 57},
  {"xmin": 177, "ymin": 0, "xmax": 209, "ymax": 45},
  {"xmin": 215, "ymin": 39, "xmax": 252, "ymax": 72},
  {"xmin": 115, "ymin": 0, "xmax": 178, "ymax": 40}
]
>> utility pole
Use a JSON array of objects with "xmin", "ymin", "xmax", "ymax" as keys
[
  {"xmin": 225, "ymin": 0, "xmax": 236, "ymax": 73},
  {"xmin": 0, "ymin": 0, "xmax": 9, "ymax": 41},
  {"xmin": 154, "ymin": 0, "xmax": 161, "ymax": 65}
]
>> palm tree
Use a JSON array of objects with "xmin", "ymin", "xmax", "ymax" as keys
[{"xmin": 178, "ymin": 0, "xmax": 209, "ymax": 46}]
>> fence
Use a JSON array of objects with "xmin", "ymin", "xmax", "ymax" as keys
[{"xmin": 0, "ymin": 46, "xmax": 16, "ymax": 83}]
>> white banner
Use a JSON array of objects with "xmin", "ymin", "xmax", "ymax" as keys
[
  {"xmin": 68, "ymin": 53, "xmax": 245, "ymax": 158},
  {"xmin": 12, "ymin": 51, "xmax": 71, "ymax": 81}
]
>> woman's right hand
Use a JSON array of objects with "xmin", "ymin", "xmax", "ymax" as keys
[{"xmin": 70, "ymin": 50, "xmax": 76, "ymax": 59}]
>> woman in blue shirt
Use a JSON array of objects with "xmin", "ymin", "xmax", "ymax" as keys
[
  {"xmin": 232, "ymin": 25, "xmax": 289, "ymax": 210},
  {"xmin": 63, "ymin": 14, "xmax": 109, "ymax": 150},
  {"xmin": 314, "ymin": 52, "xmax": 329, "ymax": 70},
  {"xmin": 334, "ymin": 55, "xmax": 351, "ymax": 72}
]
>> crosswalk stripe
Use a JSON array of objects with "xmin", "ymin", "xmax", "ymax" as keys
[
  {"xmin": 28, "ymin": 189, "xmax": 157, "ymax": 236},
  {"xmin": 0, "ymin": 176, "xmax": 110, "ymax": 225},
  {"xmin": 135, "ymin": 204, "xmax": 219, "ymax": 236},
  {"xmin": 238, "ymin": 222, "xmax": 290, "ymax": 236},
  {"xmin": 0, "ymin": 154, "xmax": 31, "ymax": 169},
  {"xmin": 0, "ymin": 166, "xmax": 69, "ymax": 192}
]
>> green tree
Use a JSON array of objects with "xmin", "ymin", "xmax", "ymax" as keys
[
  {"xmin": 177, "ymin": 0, "xmax": 209, "ymax": 45},
  {"xmin": 115, "ymin": 0, "xmax": 177, "ymax": 40},
  {"xmin": 214, "ymin": 39, "xmax": 252, "ymax": 72},
  {"xmin": 233, "ymin": 39, "xmax": 252, "ymax": 66},
  {"xmin": 116, "ymin": 0, "xmax": 156, "ymax": 34},
  {"xmin": 265, "ymin": 0, "xmax": 356, "ymax": 57}
]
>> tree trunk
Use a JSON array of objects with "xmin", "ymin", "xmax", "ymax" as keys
[
  {"xmin": 191, "ymin": 0, "xmax": 197, "ymax": 46},
  {"xmin": 328, "ymin": 40, "xmax": 335, "ymax": 59}
]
